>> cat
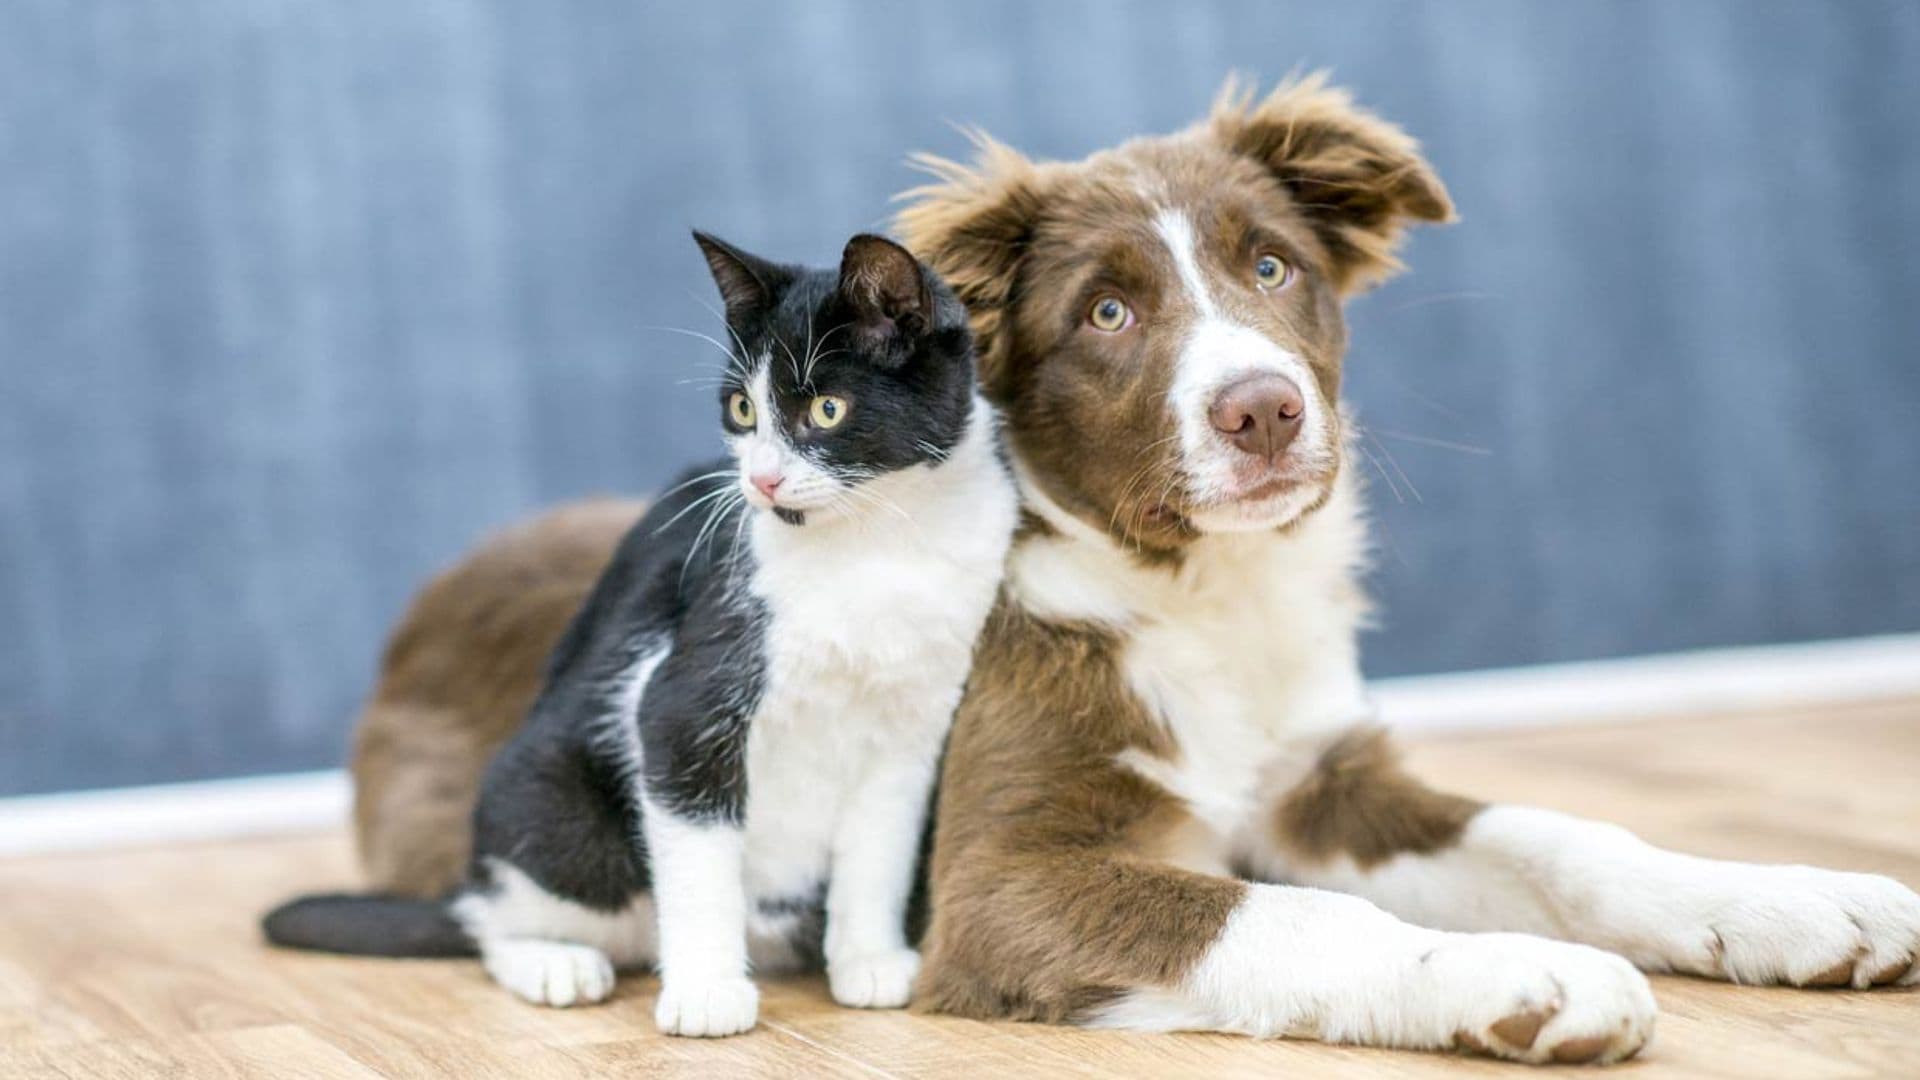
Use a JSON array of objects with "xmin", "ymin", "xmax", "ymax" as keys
[{"xmin": 263, "ymin": 231, "xmax": 1019, "ymax": 1038}]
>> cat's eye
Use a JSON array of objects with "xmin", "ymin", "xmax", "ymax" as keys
[
  {"xmin": 1088, "ymin": 295, "xmax": 1132, "ymax": 332},
  {"xmin": 809, "ymin": 395, "xmax": 850, "ymax": 430},
  {"xmin": 1254, "ymin": 252, "xmax": 1293, "ymax": 290},
  {"xmin": 727, "ymin": 392, "xmax": 757, "ymax": 428}
]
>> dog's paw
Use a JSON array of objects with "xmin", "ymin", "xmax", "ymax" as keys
[
  {"xmin": 828, "ymin": 948, "xmax": 920, "ymax": 1009},
  {"xmin": 481, "ymin": 939, "xmax": 616, "ymax": 1008},
  {"xmin": 1421, "ymin": 934, "xmax": 1656, "ymax": 1065},
  {"xmin": 1669, "ymin": 866, "xmax": 1920, "ymax": 988},
  {"xmin": 654, "ymin": 975, "xmax": 759, "ymax": 1037}
]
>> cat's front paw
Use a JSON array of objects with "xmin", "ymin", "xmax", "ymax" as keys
[
  {"xmin": 1662, "ymin": 866, "xmax": 1920, "ymax": 988},
  {"xmin": 654, "ymin": 975, "xmax": 760, "ymax": 1037},
  {"xmin": 827, "ymin": 947, "xmax": 920, "ymax": 1009}
]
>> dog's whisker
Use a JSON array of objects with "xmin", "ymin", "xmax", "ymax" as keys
[
  {"xmin": 1368, "ymin": 427, "xmax": 1493, "ymax": 457},
  {"xmin": 1356, "ymin": 441, "xmax": 1405, "ymax": 505},
  {"xmin": 1365, "ymin": 431, "xmax": 1421, "ymax": 505},
  {"xmin": 1382, "ymin": 290, "xmax": 1502, "ymax": 314}
]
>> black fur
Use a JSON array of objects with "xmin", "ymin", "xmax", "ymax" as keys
[
  {"xmin": 262, "ymin": 232, "xmax": 977, "ymax": 956},
  {"xmin": 698, "ymin": 231, "xmax": 976, "ymax": 484},
  {"xmin": 262, "ymin": 893, "xmax": 472, "ymax": 956}
]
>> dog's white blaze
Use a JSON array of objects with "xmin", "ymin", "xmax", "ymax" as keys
[
  {"xmin": 1155, "ymin": 210, "xmax": 1220, "ymax": 320},
  {"xmin": 1151, "ymin": 210, "xmax": 1332, "ymax": 530}
]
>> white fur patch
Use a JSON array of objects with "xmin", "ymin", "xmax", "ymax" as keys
[
  {"xmin": 1155, "ymin": 209, "xmax": 1221, "ymax": 320},
  {"xmin": 454, "ymin": 860, "xmax": 659, "ymax": 970},
  {"xmin": 481, "ymin": 938, "xmax": 617, "ymax": 1008},
  {"xmin": 1291, "ymin": 805, "xmax": 1920, "ymax": 989},
  {"xmin": 1152, "ymin": 210, "xmax": 1333, "ymax": 530},
  {"xmin": 654, "ymin": 974, "xmax": 760, "ymax": 1038},
  {"xmin": 1089, "ymin": 885, "xmax": 1655, "ymax": 1065},
  {"xmin": 1010, "ymin": 467, "xmax": 1375, "ymax": 870}
]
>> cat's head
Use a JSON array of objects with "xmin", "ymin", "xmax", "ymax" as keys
[{"xmin": 693, "ymin": 231, "xmax": 977, "ymax": 526}]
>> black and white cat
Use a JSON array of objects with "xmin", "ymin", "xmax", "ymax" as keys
[{"xmin": 264, "ymin": 232, "xmax": 1018, "ymax": 1038}]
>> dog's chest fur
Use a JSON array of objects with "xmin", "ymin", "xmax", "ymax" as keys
[{"xmin": 1012, "ymin": 474, "xmax": 1374, "ymax": 875}]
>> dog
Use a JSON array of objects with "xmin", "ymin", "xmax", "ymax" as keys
[
  {"xmin": 885, "ymin": 75, "xmax": 1920, "ymax": 1064},
  {"xmin": 345, "ymin": 75, "xmax": 1920, "ymax": 1065}
]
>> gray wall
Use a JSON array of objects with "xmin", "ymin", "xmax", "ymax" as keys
[{"xmin": 4, "ymin": 1, "xmax": 1917, "ymax": 796}]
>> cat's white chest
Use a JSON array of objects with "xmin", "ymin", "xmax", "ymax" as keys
[{"xmin": 737, "ymin": 455, "xmax": 1016, "ymax": 902}]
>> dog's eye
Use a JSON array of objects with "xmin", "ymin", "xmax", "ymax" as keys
[
  {"xmin": 727, "ymin": 392, "xmax": 756, "ymax": 429},
  {"xmin": 1088, "ymin": 295, "xmax": 1133, "ymax": 332},
  {"xmin": 1254, "ymin": 253, "xmax": 1293, "ymax": 290},
  {"xmin": 808, "ymin": 394, "xmax": 849, "ymax": 430}
]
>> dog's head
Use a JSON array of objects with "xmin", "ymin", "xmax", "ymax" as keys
[{"xmin": 898, "ymin": 75, "xmax": 1451, "ymax": 554}]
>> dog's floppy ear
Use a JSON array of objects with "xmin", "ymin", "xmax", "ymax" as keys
[
  {"xmin": 895, "ymin": 135, "xmax": 1050, "ymax": 400},
  {"xmin": 836, "ymin": 233, "xmax": 932, "ymax": 370},
  {"xmin": 1211, "ymin": 73, "xmax": 1454, "ymax": 293}
]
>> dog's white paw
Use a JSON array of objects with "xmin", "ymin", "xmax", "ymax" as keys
[
  {"xmin": 1654, "ymin": 865, "xmax": 1920, "ymax": 988},
  {"xmin": 828, "ymin": 947, "xmax": 920, "ymax": 1009},
  {"xmin": 1417, "ymin": 934, "xmax": 1656, "ymax": 1065},
  {"xmin": 654, "ymin": 975, "xmax": 759, "ymax": 1037},
  {"xmin": 481, "ymin": 939, "xmax": 616, "ymax": 1008}
]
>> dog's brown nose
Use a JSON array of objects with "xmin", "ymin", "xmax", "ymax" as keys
[{"xmin": 1209, "ymin": 373, "xmax": 1305, "ymax": 460}]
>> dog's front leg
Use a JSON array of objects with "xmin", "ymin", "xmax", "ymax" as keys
[
  {"xmin": 1076, "ymin": 868, "xmax": 1656, "ymax": 1064},
  {"xmin": 1252, "ymin": 726, "xmax": 1920, "ymax": 989}
]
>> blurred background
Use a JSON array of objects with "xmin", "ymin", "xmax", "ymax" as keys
[{"xmin": 3, "ymin": 0, "xmax": 1917, "ymax": 798}]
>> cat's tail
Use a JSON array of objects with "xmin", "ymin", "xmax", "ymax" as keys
[{"xmin": 260, "ymin": 892, "xmax": 476, "ymax": 957}]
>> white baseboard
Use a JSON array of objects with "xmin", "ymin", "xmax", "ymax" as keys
[
  {"xmin": 0, "ymin": 769, "xmax": 350, "ymax": 859},
  {"xmin": 1372, "ymin": 632, "xmax": 1920, "ymax": 734},
  {"xmin": 2, "ymin": 633, "xmax": 1916, "ymax": 858}
]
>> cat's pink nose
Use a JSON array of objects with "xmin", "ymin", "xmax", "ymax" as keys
[{"xmin": 751, "ymin": 472, "xmax": 783, "ymax": 500}]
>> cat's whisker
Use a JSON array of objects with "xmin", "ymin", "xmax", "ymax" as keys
[
  {"xmin": 654, "ymin": 469, "xmax": 738, "ymax": 502},
  {"xmin": 687, "ymin": 291, "xmax": 759, "ymax": 380},
  {"xmin": 680, "ymin": 489, "xmax": 746, "ymax": 591},
  {"xmin": 645, "ymin": 320, "xmax": 753, "ymax": 384},
  {"xmin": 651, "ymin": 481, "xmax": 745, "ymax": 536},
  {"xmin": 801, "ymin": 324, "xmax": 849, "ymax": 387},
  {"xmin": 799, "ymin": 307, "xmax": 819, "ymax": 390},
  {"xmin": 836, "ymin": 482, "xmax": 923, "ymax": 544}
]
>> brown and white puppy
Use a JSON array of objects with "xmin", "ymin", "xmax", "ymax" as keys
[{"xmin": 893, "ymin": 76, "xmax": 1920, "ymax": 1064}]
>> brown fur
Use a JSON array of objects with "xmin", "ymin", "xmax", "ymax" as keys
[
  {"xmin": 350, "ymin": 498, "xmax": 643, "ymax": 896},
  {"xmin": 899, "ymin": 75, "xmax": 1446, "ymax": 563},
  {"xmin": 899, "ymin": 75, "xmax": 1457, "ymax": 1017},
  {"xmin": 346, "ymin": 77, "xmax": 1459, "ymax": 1013},
  {"xmin": 912, "ymin": 597, "xmax": 1247, "ymax": 1022},
  {"xmin": 1274, "ymin": 728, "xmax": 1481, "ymax": 869}
]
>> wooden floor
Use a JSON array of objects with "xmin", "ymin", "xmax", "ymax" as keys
[{"xmin": 3, "ymin": 702, "xmax": 1917, "ymax": 1078}]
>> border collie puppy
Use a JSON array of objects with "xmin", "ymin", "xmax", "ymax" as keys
[
  {"xmin": 264, "ymin": 233, "xmax": 1018, "ymax": 1038},
  {"xmin": 889, "ymin": 75, "xmax": 1920, "ymax": 1065}
]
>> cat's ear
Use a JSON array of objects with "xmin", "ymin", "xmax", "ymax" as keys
[
  {"xmin": 836, "ymin": 233, "xmax": 931, "ymax": 369},
  {"xmin": 692, "ymin": 230, "xmax": 791, "ymax": 323}
]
